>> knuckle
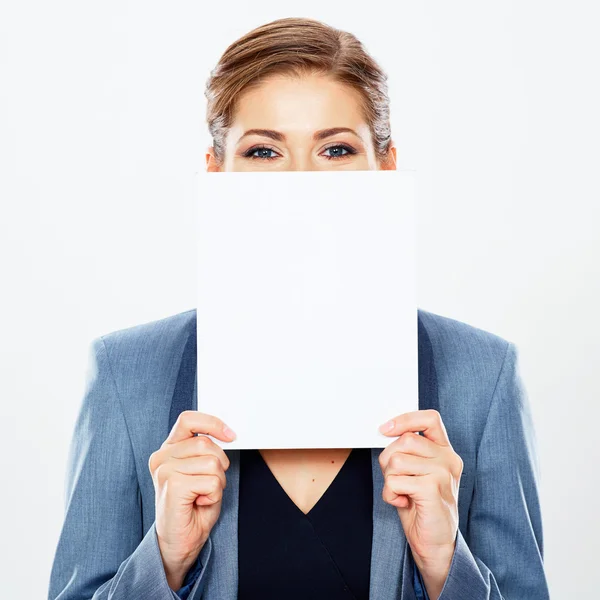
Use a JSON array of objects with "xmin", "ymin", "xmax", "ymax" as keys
[
  {"xmin": 148, "ymin": 451, "xmax": 157, "ymax": 473},
  {"xmin": 222, "ymin": 452, "xmax": 231, "ymax": 471},
  {"xmin": 154, "ymin": 463, "xmax": 169, "ymax": 486},
  {"xmin": 195, "ymin": 435, "xmax": 212, "ymax": 451},
  {"xmin": 382, "ymin": 486, "xmax": 395, "ymax": 504},
  {"xmin": 428, "ymin": 408, "xmax": 441, "ymax": 421},
  {"xmin": 199, "ymin": 412, "xmax": 220, "ymax": 432},
  {"xmin": 206, "ymin": 454, "xmax": 221, "ymax": 472},
  {"xmin": 209, "ymin": 474, "xmax": 222, "ymax": 493},
  {"xmin": 389, "ymin": 453, "xmax": 403, "ymax": 470},
  {"xmin": 176, "ymin": 410, "xmax": 195, "ymax": 430},
  {"xmin": 175, "ymin": 411, "xmax": 187, "ymax": 427},
  {"xmin": 383, "ymin": 477, "xmax": 394, "ymax": 495},
  {"xmin": 210, "ymin": 483, "xmax": 224, "ymax": 502},
  {"xmin": 399, "ymin": 434, "xmax": 413, "ymax": 449},
  {"xmin": 456, "ymin": 454, "xmax": 464, "ymax": 472}
]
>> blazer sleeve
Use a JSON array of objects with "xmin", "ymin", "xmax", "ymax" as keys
[
  {"xmin": 433, "ymin": 341, "xmax": 550, "ymax": 600},
  {"xmin": 47, "ymin": 337, "xmax": 212, "ymax": 600},
  {"xmin": 175, "ymin": 554, "xmax": 206, "ymax": 599},
  {"xmin": 413, "ymin": 563, "xmax": 430, "ymax": 600}
]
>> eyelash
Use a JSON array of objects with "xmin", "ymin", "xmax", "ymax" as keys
[{"xmin": 243, "ymin": 143, "xmax": 357, "ymax": 161}]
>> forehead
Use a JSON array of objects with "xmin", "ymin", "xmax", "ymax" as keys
[{"xmin": 228, "ymin": 72, "xmax": 370, "ymax": 140}]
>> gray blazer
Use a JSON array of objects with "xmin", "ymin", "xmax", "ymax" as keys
[{"xmin": 48, "ymin": 308, "xmax": 550, "ymax": 599}]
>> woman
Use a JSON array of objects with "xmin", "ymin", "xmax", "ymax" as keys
[{"xmin": 48, "ymin": 17, "xmax": 549, "ymax": 600}]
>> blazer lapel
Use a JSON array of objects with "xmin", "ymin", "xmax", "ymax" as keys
[
  {"xmin": 195, "ymin": 367, "xmax": 241, "ymax": 600},
  {"xmin": 368, "ymin": 310, "xmax": 438, "ymax": 600},
  {"xmin": 170, "ymin": 309, "xmax": 437, "ymax": 600},
  {"xmin": 168, "ymin": 312, "xmax": 239, "ymax": 600}
]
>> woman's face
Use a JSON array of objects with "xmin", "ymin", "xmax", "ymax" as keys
[{"xmin": 206, "ymin": 72, "xmax": 396, "ymax": 172}]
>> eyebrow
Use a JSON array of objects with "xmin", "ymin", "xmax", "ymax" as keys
[{"xmin": 237, "ymin": 127, "xmax": 363, "ymax": 143}]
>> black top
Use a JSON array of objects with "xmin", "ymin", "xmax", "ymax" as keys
[{"xmin": 238, "ymin": 447, "xmax": 373, "ymax": 600}]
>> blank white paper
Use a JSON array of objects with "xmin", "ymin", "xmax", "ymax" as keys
[{"xmin": 196, "ymin": 170, "xmax": 418, "ymax": 449}]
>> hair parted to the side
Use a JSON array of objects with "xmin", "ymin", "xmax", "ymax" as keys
[{"xmin": 205, "ymin": 17, "xmax": 392, "ymax": 165}]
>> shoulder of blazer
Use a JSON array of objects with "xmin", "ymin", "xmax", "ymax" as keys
[
  {"xmin": 99, "ymin": 308, "xmax": 510, "ymax": 373},
  {"xmin": 98, "ymin": 308, "xmax": 196, "ymax": 394},
  {"xmin": 418, "ymin": 308, "xmax": 512, "ymax": 382},
  {"xmin": 418, "ymin": 308, "xmax": 510, "ymax": 349}
]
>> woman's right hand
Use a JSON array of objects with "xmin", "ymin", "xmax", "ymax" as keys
[{"xmin": 148, "ymin": 410, "xmax": 236, "ymax": 589}]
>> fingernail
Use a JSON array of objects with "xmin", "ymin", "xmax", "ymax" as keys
[
  {"xmin": 223, "ymin": 425, "xmax": 236, "ymax": 439},
  {"xmin": 379, "ymin": 419, "xmax": 395, "ymax": 433}
]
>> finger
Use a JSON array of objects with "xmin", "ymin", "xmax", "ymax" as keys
[
  {"xmin": 395, "ymin": 496, "xmax": 410, "ymax": 508},
  {"xmin": 153, "ymin": 457, "xmax": 226, "ymax": 491},
  {"xmin": 384, "ymin": 474, "xmax": 437, "ymax": 503},
  {"xmin": 164, "ymin": 435, "xmax": 231, "ymax": 470},
  {"xmin": 166, "ymin": 410, "xmax": 236, "ymax": 444},
  {"xmin": 383, "ymin": 452, "xmax": 441, "ymax": 480},
  {"xmin": 378, "ymin": 409, "xmax": 451, "ymax": 446},
  {"xmin": 163, "ymin": 473, "xmax": 224, "ymax": 506},
  {"xmin": 167, "ymin": 454, "xmax": 227, "ymax": 489},
  {"xmin": 378, "ymin": 432, "xmax": 436, "ymax": 469},
  {"xmin": 383, "ymin": 487, "xmax": 411, "ymax": 509}
]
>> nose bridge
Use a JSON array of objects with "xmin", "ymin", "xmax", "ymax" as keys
[{"xmin": 288, "ymin": 146, "xmax": 314, "ymax": 171}]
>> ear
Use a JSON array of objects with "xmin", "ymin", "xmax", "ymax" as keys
[
  {"xmin": 206, "ymin": 147, "xmax": 222, "ymax": 172},
  {"xmin": 379, "ymin": 144, "xmax": 397, "ymax": 171}
]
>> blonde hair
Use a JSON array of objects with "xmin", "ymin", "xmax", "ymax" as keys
[{"xmin": 205, "ymin": 17, "xmax": 392, "ymax": 164}]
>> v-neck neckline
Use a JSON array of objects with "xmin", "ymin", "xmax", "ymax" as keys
[{"xmin": 254, "ymin": 448, "xmax": 356, "ymax": 518}]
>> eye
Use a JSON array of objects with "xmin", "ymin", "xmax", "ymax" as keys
[
  {"xmin": 242, "ymin": 143, "xmax": 358, "ymax": 161},
  {"xmin": 243, "ymin": 145, "xmax": 279, "ymax": 161},
  {"xmin": 322, "ymin": 144, "xmax": 357, "ymax": 160}
]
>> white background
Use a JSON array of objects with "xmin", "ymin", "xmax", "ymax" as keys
[{"xmin": 1, "ymin": 1, "xmax": 598, "ymax": 596}]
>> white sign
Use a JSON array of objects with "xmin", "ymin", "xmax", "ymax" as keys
[{"xmin": 196, "ymin": 170, "xmax": 418, "ymax": 449}]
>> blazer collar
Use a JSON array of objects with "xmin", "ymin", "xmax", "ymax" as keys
[{"xmin": 170, "ymin": 309, "xmax": 438, "ymax": 600}]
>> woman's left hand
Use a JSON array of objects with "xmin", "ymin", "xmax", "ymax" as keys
[{"xmin": 378, "ymin": 409, "xmax": 463, "ymax": 583}]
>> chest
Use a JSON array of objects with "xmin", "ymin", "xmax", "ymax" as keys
[
  {"xmin": 258, "ymin": 448, "xmax": 354, "ymax": 514},
  {"xmin": 238, "ymin": 447, "xmax": 374, "ymax": 600}
]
